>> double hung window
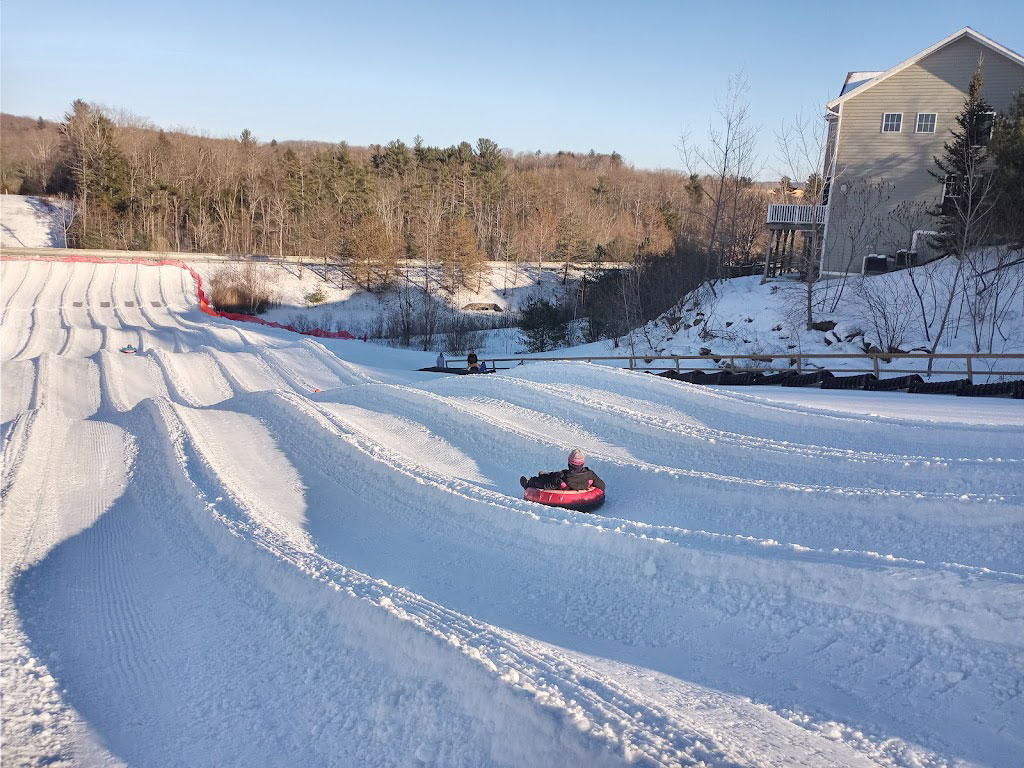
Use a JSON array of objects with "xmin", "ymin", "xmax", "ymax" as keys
[
  {"xmin": 881, "ymin": 113, "xmax": 903, "ymax": 133},
  {"xmin": 915, "ymin": 113, "xmax": 937, "ymax": 133}
]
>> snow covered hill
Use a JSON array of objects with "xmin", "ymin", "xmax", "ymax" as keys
[
  {"xmin": 0, "ymin": 195, "xmax": 67, "ymax": 248},
  {"xmin": 2, "ymin": 258, "xmax": 1023, "ymax": 767}
]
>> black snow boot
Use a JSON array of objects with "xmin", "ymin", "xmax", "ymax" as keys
[{"xmin": 519, "ymin": 476, "xmax": 528, "ymax": 489}]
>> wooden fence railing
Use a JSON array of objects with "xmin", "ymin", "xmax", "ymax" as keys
[{"xmin": 448, "ymin": 353, "xmax": 1024, "ymax": 384}]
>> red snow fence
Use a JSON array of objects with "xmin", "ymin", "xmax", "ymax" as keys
[{"xmin": 0, "ymin": 253, "xmax": 356, "ymax": 340}]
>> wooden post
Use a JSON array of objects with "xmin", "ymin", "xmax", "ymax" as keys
[
  {"xmin": 761, "ymin": 237, "xmax": 772, "ymax": 284},
  {"xmin": 796, "ymin": 354, "xmax": 802, "ymax": 375},
  {"xmin": 966, "ymin": 355, "xmax": 973, "ymax": 383},
  {"xmin": 872, "ymin": 354, "xmax": 880, "ymax": 378},
  {"xmin": 674, "ymin": 356, "xmax": 680, "ymax": 371}
]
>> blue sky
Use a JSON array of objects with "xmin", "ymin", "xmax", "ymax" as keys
[{"xmin": 3, "ymin": 0, "xmax": 1022, "ymax": 176}]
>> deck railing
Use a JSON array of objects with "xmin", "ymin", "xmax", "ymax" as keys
[
  {"xmin": 448, "ymin": 353, "xmax": 1024, "ymax": 385},
  {"xmin": 766, "ymin": 204, "xmax": 827, "ymax": 226}
]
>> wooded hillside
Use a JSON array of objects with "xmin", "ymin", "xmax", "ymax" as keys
[{"xmin": 1, "ymin": 104, "xmax": 773, "ymax": 296}]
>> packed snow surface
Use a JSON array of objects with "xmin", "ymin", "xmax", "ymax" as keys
[
  {"xmin": 2, "ymin": 259, "xmax": 1022, "ymax": 768},
  {"xmin": 0, "ymin": 195, "xmax": 67, "ymax": 248}
]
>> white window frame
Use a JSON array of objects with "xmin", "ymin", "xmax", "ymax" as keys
[
  {"xmin": 973, "ymin": 111, "xmax": 996, "ymax": 146},
  {"xmin": 915, "ymin": 112, "xmax": 937, "ymax": 133},
  {"xmin": 880, "ymin": 112, "xmax": 903, "ymax": 133}
]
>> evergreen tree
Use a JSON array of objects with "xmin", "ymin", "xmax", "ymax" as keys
[
  {"xmin": 439, "ymin": 214, "xmax": 483, "ymax": 292},
  {"xmin": 990, "ymin": 90, "xmax": 1024, "ymax": 247},
  {"xmin": 554, "ymin": 211, "xmax": 591, "ymax": 284},
  {"xmin": 347, "ymin": 215, "xmax": 393, "ymax": 289},
  {"xmin": 518, "ymin": 298, "xmax": 572, "ymax": 352},
  {"xmin": 57, "ymin": 100, "xmax": 131, "ymax": 247},
  {"xmin": 930, "ymin": 64, "xmax": 997, "ymax": 257}
]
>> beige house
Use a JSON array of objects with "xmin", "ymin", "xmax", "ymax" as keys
[{"xmin": 767, "ymin": 27, "xmax": 1024, "ymax": 276}]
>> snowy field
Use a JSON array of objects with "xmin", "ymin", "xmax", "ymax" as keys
[{"xmin": 2, "ymin": 258, "xmax": 1023, "ymax": 767}]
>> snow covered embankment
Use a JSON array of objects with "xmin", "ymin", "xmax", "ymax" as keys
[{"xmin": 591, "ymin": 254, "xmax": 1024, "ymax": 381}]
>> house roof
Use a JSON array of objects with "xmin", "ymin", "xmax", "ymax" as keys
[
  {"xmin": 840, "ymin": 71, "xmax": 883, "ymax": 96},
  {"xmin": 827, "ymin": 27, "xmax": 1024, "ymax": 110}
]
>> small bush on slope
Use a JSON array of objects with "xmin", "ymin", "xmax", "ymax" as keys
[{"xmin": 208, "ymin": 264, "xmax": 276, "ymax": 314}]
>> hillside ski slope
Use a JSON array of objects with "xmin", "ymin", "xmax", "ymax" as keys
[
  {"xmin": 2, "ymin": 259, "xmax": 1022, "ymax": 767},
  {"xmin": 0, "ymin": 195, "xmax": 67, "ymax": 248}
]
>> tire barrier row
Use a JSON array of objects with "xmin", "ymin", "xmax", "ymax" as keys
[
  {"xmin": 908, "ymin": 378, "xmax": 971, "ymax": 395},
  {"xmin": 865, "ymin": 374, "xmax": 923, "ymax": 391},
  {"xmin": 822, "ymin": 373, "xmax": 877, "ymax": 390},
  {"xmin": 782, "ymin": 370, "xmax": 833, "ymax": 388},
  {"xmin": 0, "ymin": 254, "xmax": 356, "ymax": 341},
  {"xmin": 655, "ymin": 369, "xmax": 1024, "ymax": 398}
]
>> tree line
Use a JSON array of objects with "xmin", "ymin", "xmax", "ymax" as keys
[{"xmin": 0, "ymin": 102, "xmax": 778, "ymax": 295}]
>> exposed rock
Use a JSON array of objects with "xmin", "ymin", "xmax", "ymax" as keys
[
  {"xmin": 699, "ymin": 347, "xmax": 713, "ymax": 356},
  {"xmin": 810, "ymin": 320, "xmax": 837, "ymax": 332}
]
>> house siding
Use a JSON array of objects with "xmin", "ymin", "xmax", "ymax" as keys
[{"xmin": 822, "ymin": 36, "xmax": 1024, "ymax": 274}]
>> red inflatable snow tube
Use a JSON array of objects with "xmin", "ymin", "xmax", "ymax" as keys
[{"xmin": 523, "ymin": 486, "xmax": 605, "ymax": 513}]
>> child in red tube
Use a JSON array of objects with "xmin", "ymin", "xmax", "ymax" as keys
[{"xmin": 520, "ymin": 449, "xmax": 605, "ymax": 491}]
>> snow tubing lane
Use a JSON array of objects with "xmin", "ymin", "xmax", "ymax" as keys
[
  {"xmin": 523, "ymin": 486, "xmax": 605, "ymax": 513},
  {"xmin": 0, "ymin": 254, "xmax": 356, "ymax": 341}
]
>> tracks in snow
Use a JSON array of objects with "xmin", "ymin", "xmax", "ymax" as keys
[{"xmin": 3, "ymin": 260, "xmax": 1022, "ymax": 768}]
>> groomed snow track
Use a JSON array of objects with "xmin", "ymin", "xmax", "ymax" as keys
[{"xmin": 2, "ymin": 260, "xmax": 1022, "ymax": 767}]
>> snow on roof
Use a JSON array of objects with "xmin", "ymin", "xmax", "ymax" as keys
[
  {"xmin": 828, "ymin": 27, "xmax": 1024, "ymax": 109},
  {"xmin": 840, "ymin": 71, "xmax": 883, "ymax": 96}
]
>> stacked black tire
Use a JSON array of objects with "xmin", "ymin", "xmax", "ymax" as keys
[{"xmin": 656, "ymin": 367, "xmax": 1023, "ymax": 398}]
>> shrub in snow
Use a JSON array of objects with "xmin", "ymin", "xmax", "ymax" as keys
[
  {"xmin": 287, "ymin": 313, "xmax": 317, "ymax": 333},
  {"xmin": 209, "ymin": 264, "xmax": 276, "ymax": 314}
]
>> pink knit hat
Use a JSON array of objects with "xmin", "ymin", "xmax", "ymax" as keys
[{"xmin": 568, "ymin": 448, "xmax": 585, "ymax": 467}]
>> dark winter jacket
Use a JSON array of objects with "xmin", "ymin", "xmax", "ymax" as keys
[
  {"xmin": 526, "ymin": 467, "xmax": 605, "ymax": 492},
  {"xmin": 467, "ymin": 352, "xmax": 479, "ymax": 370}
]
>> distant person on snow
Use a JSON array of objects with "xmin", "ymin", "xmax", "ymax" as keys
[
  {"xmin": 436, "ymin": 351, "xmax": 446, "ymax": 369},
  {"xmin": 466, "ymin": 351, "xmax": 480, "ymax": 371},
  {"xmin": 478, "ymin": 360, "xmax": 488, "ymax": 373},
  {"xmin": 520, "ymin": 449, "xmax": 605, "ymax": 491}
]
